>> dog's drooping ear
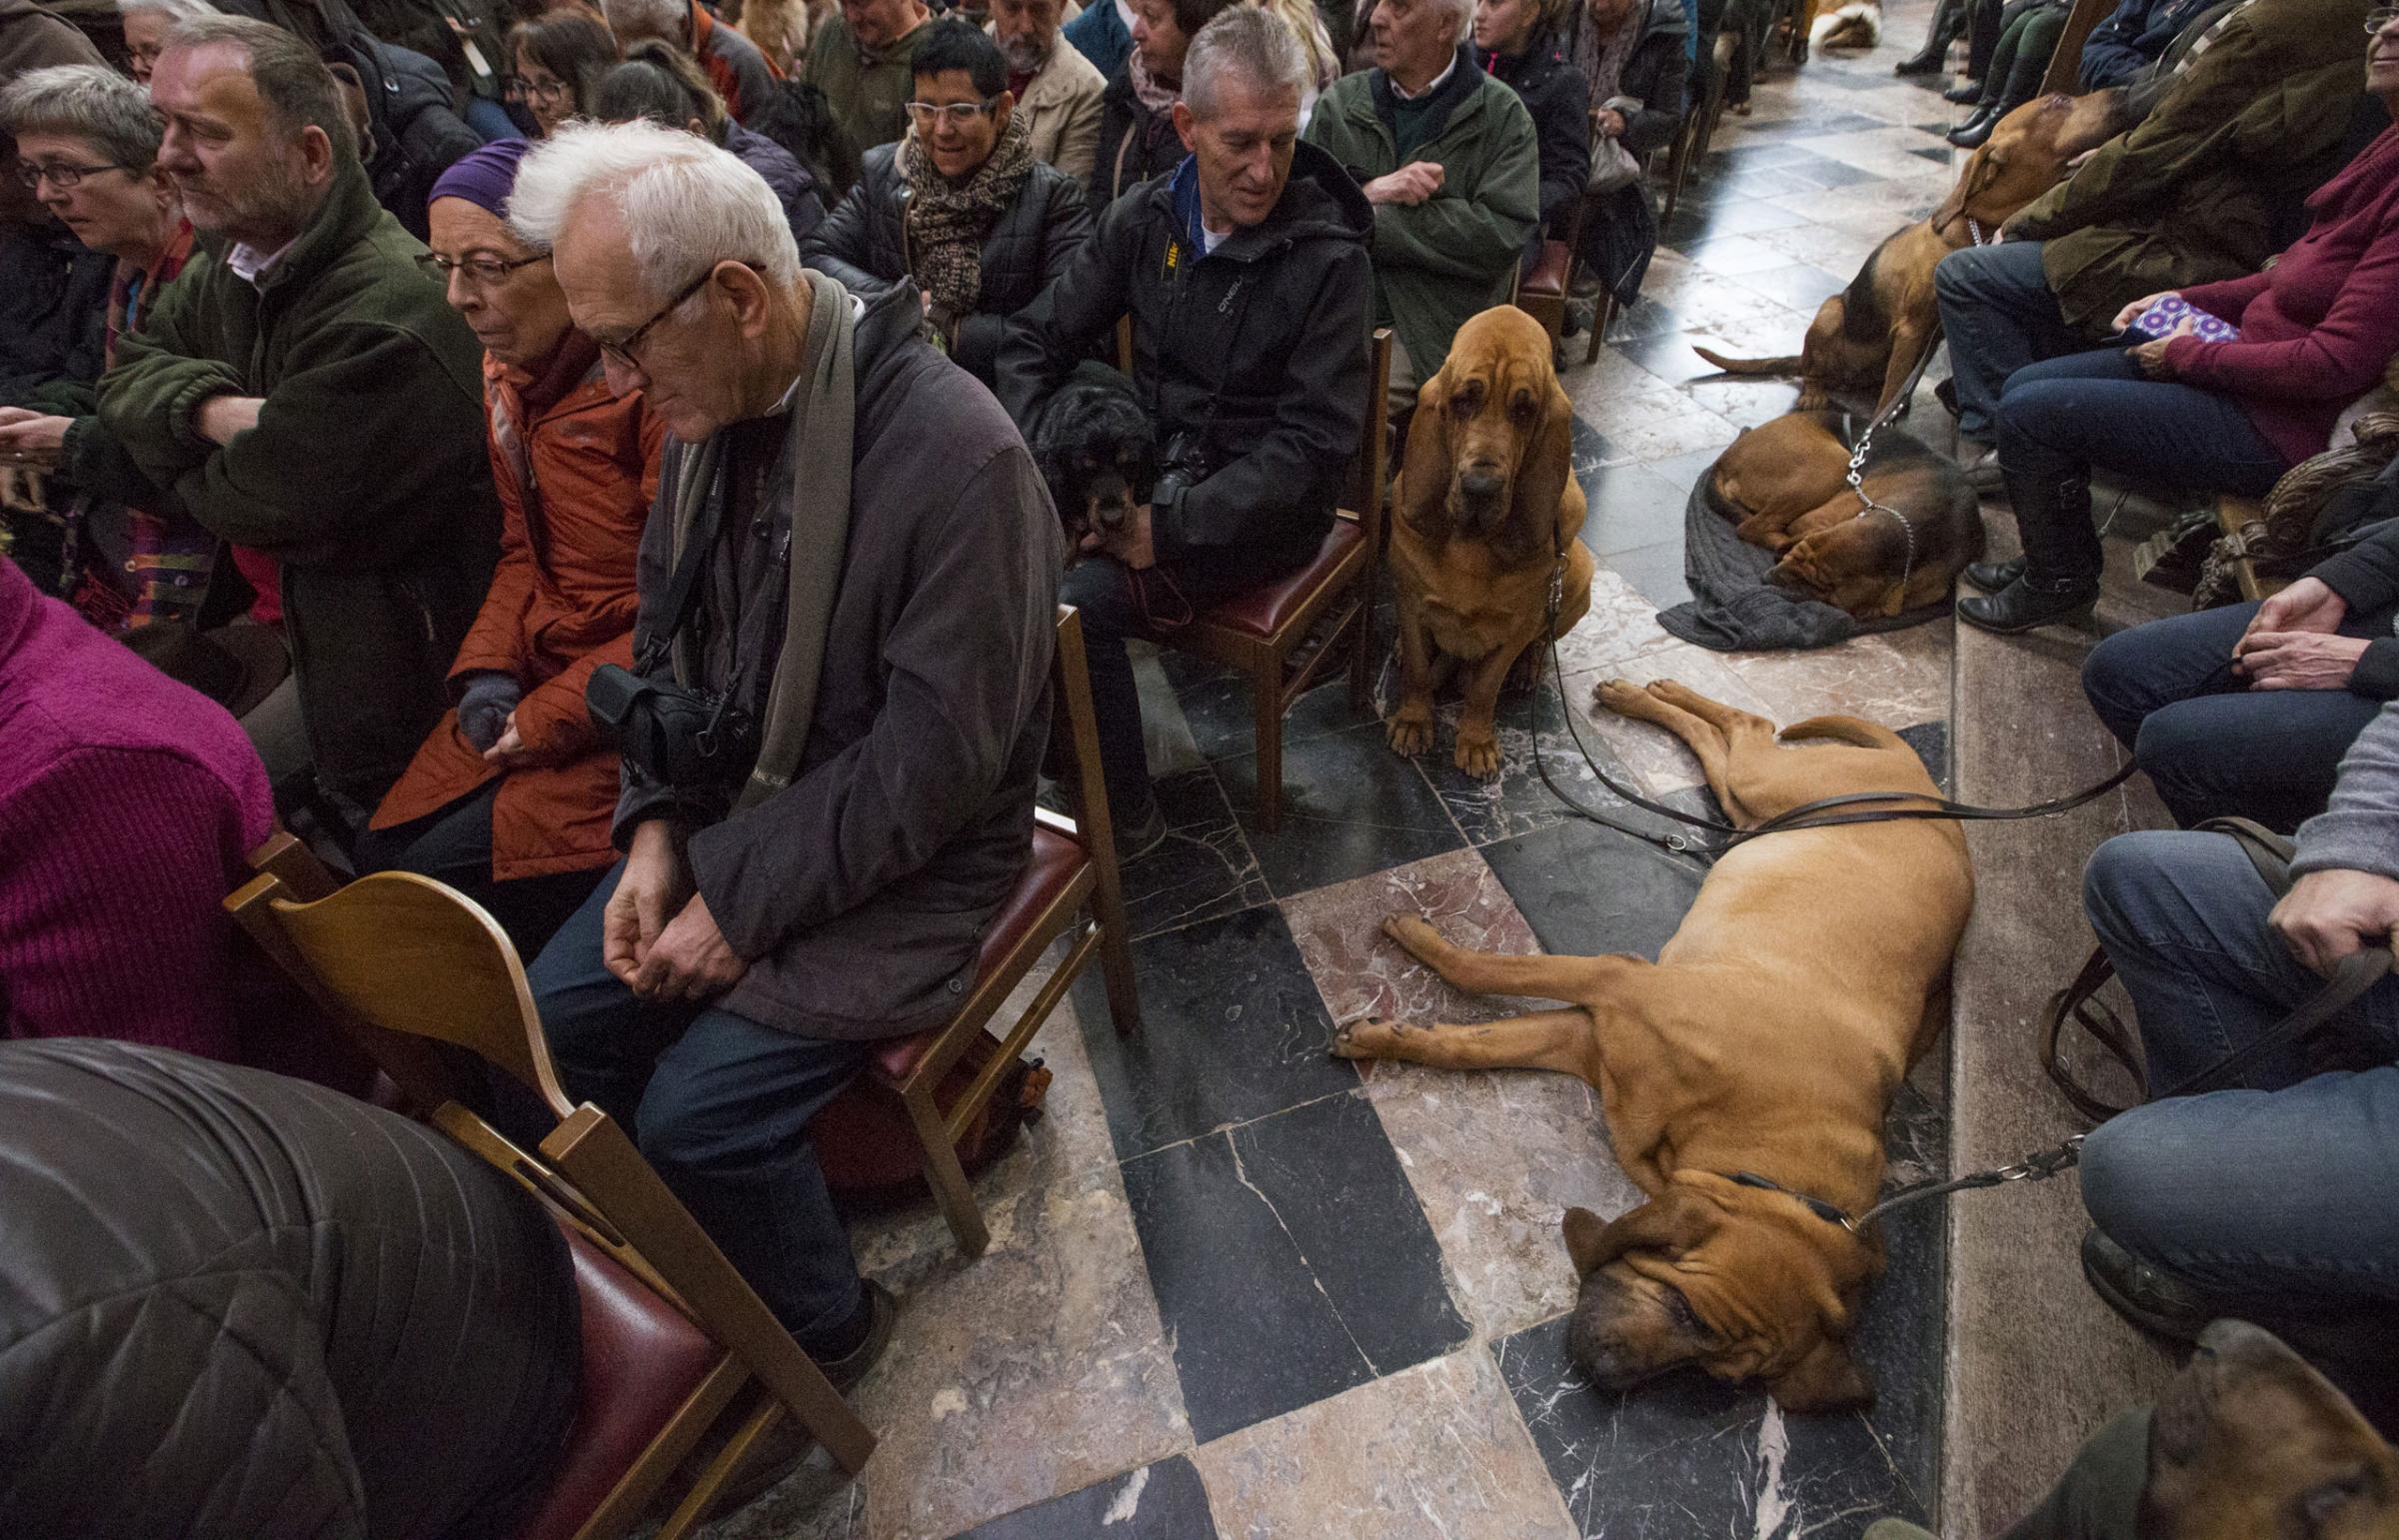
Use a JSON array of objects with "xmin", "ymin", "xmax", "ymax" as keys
[
  {"xmin": 1494, "ymin": 383, "xmax": 1574, "ymax": 571},
  {"xmin": 1562, "ymin": 1190, "xmax": 1721, "ymax": 1277},
  {"xmin": 1397, "ymin": 366, "xmax": 1455, "ymax": 541},
  {"xmin": 1764, "ymin": 1333, "xmax": 1874, "ymax": 1412}
]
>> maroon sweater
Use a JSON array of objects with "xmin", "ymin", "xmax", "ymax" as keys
[
  {"xmin": 0, "ymin": 558, "xmax": 274, "ymax": 1055},
  {"xmin": 2168, "ymin": 121, "xmax": 2399, "ymax": 469}
]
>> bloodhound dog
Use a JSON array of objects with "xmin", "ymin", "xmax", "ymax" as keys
[
  {"xmin": 1336, "ymin": 680, "xmax": 1973, "ymax": 1411},
  {"xmin": 1695, "ymin": 89, "xmax": 2132, "ymax": 412},
  {"xmin": 1708, "ymin": 409, "xmax": 1983, "ymax": 618},
  {"xmin": 1386, "ymin": 307, "xmax": 1598, "ymax": 777},
  {"xmin": 2144, "ymin": 1320, "xmax": 2399, "ymax": 1539}
]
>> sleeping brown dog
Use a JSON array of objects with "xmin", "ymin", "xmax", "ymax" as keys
[
  {"xmin": 1335, "ymin": 679, "xmax": 1972, "ymax": 1410},
  {"xmin": 1707, "ymin": 409, "xmax": 1983, "ymax": 617},
  {"xmin": 2143, "ymin": 1320, "xmax": 2399, "ymax": 1539},
  {"xmin": 1695, "ymin": 90, "xmax": 2131, "ymax": 412},
  {"xmin": 1386, "ymin": 306, "xmax": 1598, "ymax": 776}
]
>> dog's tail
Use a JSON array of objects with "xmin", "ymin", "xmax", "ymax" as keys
[
  {"xmin": 1692, "ymin": 345, "xmax": 1803, "ymax": 379},
  {"xmin": 1778, "ymin": 715, "xmax": 1909, "ymax": 754}
]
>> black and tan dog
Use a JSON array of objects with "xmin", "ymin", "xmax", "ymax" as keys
[
  {"xmin": 1695, "ymin": 90, "xmax": 2130, "ymax": 412},
  {"xmin": 2144, "ymin": 1320, "xmax": 2399, "ymax": 1538},
  {"xmin": 1386, "ymin": 307, "xmax": 1597, "ymax": 777},
  {"xmin": 1029, "ymin": 363, "xmax": 1160, "ymax": 557},
  {"xmin": 1338, "ymin": 679, "xmax": 1972, "ymax": 1410},
  {"xmin": 1707, "ymin": 409, "xmax": 1983, "ymax": 617}
]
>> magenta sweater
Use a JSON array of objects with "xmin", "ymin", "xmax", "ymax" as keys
[
  {"xmin": 0, "ymin": 558, "xmax": 275, "ymax": 1055},
  {"xmin": 2167, "ymin": 122, "xmax": 2399, "ymax": 469}
]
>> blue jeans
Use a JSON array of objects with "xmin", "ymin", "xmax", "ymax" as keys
[
  {"xmin": 2081, "ymin": 602, "xmax": 2385, "ymax": 830},
  {"xmin": 1933, "ymin": 240, "xmax": 2081, "ymax": 441},
  {"xmin": 2078, "ymin": 830, "xmax": 2399, "ymax": 1310},
  {"xmin": 524, "ymin": 861, "xmax": 871, "ymax": 1349},
  {"xmin": 1996, "ymin": 348, "xmax": 2290, "ymax": 584}
]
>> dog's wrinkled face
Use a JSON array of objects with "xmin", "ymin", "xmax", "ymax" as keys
[
  {"xmin": 1398, "ymin": 306, "xmax": 1574, "ymax": 570},
  {"xmin": 2141, "ymin": 1320, "xmax": 2399, "ymax": 1540},
  {"xmin": 1034, "ymin": 377, "xmax": 1161, "ymax": 556},
  {"xmin": 1560, "ymin": 1187, "xmax": 1879, "ymax": 1412},
  {"xmin": 1934, "ymin": 89, "xmax": 2131, "ymax": 237},
  {"xmin": 1769, "ymin": 519, "xmax": 1907, "ymax": 618}
]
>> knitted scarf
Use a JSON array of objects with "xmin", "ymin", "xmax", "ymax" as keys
[
  {"xmin": 1126, "ymin": 47, "xmax": 1181, "ymax": 113},
  {"xmin": 901, "ymin": 113, "xmax": 1035, "ymax": 326}
]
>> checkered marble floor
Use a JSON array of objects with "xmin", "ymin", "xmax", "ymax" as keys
[{"xmin": 706, "ymin": 14, "xmax": 1979, "ymax": 1536}]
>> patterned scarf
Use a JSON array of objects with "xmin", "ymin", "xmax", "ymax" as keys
[
  {"xmin": 1126, "ymin": 47, "xmax": 1181, "ymax": 114},
  {"xmin": 901, "ymin": 112, "xmax": 1036, "ymax": 324}
]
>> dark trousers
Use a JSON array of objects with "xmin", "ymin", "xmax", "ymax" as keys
[
  {"xmin": 354, "ymin": 779, "xmax": 604, "ymax": 957},
  {"xmin": 1933, "ymin": 240, "xmax": 2083, "ymax": 441},
  {"xmin": 1978, "ymin": 2, "xmax": 2067, "ymax": 108},
  {"xmin": 524, "ymin": 862, "xmax": 871, "ymax": 1351},
  {"xmin": 2081, "ymin": 600, "xmax": 2384, "ymax": 830},
  {"xmin": 1995, "ymin": 348, "xmax": 2290, "ymax": 584},
  {"xmin": 1058, "ymin": 545, "xmax": 1308, "ymax": 820}
]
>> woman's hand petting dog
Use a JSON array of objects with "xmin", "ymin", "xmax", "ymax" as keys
[
  {"xmin": 2272, "ymin": 867, "xmax": 2399, "ymax": 975},
  {"xmin": 1083, "ymin": 505, "xmax": 1157, "ymax": 570}
]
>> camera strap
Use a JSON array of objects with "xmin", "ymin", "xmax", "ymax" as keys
[{"xmin": 638, "ymin": 431, "xmax": 732, "ymax": 678}]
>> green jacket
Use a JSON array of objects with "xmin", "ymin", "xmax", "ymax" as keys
[
  {"xmin": 803, "ymin": 14, "xmax": 930, "ymax": 155},
  {"xmin": 1303, "ymin": 49, "xmax": 1539, "ymax": 381},
  {"xmin": 2009, "ymin": 0, "xmax": 2372, "ymax": 336},
  {"xmin": 96, "ymin": 159, "xmax": 499, "ymax": 804}
]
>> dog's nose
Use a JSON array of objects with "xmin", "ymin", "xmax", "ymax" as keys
[{"xmin": 1458, "ymin": 467, "xmax": 1505, "ymax": 504}]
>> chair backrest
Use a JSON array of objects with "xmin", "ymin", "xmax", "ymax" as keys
[{"xmin": 1043, "ymin": 605, "xmax": 1113, "ymax": 851}]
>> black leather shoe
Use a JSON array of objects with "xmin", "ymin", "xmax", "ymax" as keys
[
  {"xmin": 1942, "ymin": 78, "xmax": 1984, "ymax": 103},
  {"xmin": 1957, "ymin": 576, "xmax": 2097, "ymax": 633},
  {"xmin": 1947, "ymin": 106, "xmax": 2000, "ymax": 149},
  {"xmin": 2080, "ymin": 1229, "xmax": 2213, "ymax": 1343},
  {"xmin": 1893, "ymin": 49, "xmax": 1943, "ymax": 74},
  {"xmin": 1961, "ymin": 556, "xmax": 2025, "ymax": 593}
]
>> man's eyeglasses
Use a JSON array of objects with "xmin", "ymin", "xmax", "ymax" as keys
[
  {"xmin": 597, "ymin": 267, "xmax": 719, "ymax": 372},
  {"xmin": 415, "ymin": 250, "xmax": 553, "ymax": 287},
  {"xmin": 2369, "ymin": 4, "xmax": 2398, "ymax": 30},
  {"xmin": 13, "ymin": 159, "xmax": 129, "ymax": 191},
  {"xmin": 905, "ymin": 97, "xmax": 1000, "ymax": 128},
  {"xmin": 504, "ymin": 74, "xmax": 578, "ymax": 106}
]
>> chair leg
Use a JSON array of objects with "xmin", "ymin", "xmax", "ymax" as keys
[
  {"xmin": 1250, "ymin": 661, "xmax": 1284, "ymax": 833},
  {"xmin": 1347, "ymin": 579, "xmax": 1375, "ymax": 715},
  {"xmin": 903, "ymin": 1081, "xmax": 990, "ymax": 1257},
  {"xmin": 1584, "ymin": 291, "xmax": 1614, "ymax": 366}
]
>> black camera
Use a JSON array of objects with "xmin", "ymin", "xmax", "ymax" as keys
[{"xmin": 586, "ymin": 663, "xmax": 758, "ymax": 790}]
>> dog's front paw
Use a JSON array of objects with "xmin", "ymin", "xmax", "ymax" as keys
[
  {"xmin": 1386, "ymin": 710, "xmax": 1434, "ymax": 759},
  {"xmin": 1454, "ymin": 728, "xmax": 1502, "ymax": 779},
  {"xmin": 1381, "ymin": 912, "xmax": 1442, "ymax": 958},
  {"xmin": 1591, "ymin": 678, "xmax": 1648, "ymax": 718},
  {"xmin": 1330, "ymin": 1015, "xmax": 1399, "ymax": 1059}
]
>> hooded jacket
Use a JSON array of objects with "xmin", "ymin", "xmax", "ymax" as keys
[
  {"xmin": 1303, "ymin": 45, "xmax": 1539, "ymax": 378},
  {"xmin": 96, "ymin": 158, "xmax": 500, "ymax": 806},
  {"xmin": 2008, "ymin": 0, "xmax": 2373, "ymax": 336},
  {"xmin": 1482, "ymin": 25, "xmax": 1593, "ymax": 240},
  {"xmin": 999, "ymin": 138, "xmax": 1372, "ymax": 568},
  {"xmin": 618, "ymin": 282, "xmax": 1065, "ymax": 1041},
  {"xmin": 803, "ymin": 140, "xmax": 1094, "ymax": 384}
]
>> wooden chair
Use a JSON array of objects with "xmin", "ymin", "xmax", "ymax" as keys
[
  {"xmin": 1657, "ymin": 106, "xmax": 1703, "ymax": 227},
  {"xmin": 1115, "ymin": 322, "xmax": 1396, "ymax": 831},
  {"xmin": 1515, "ymin": 182, "xmax": 1589, "ymax": 348},
  {"xmin": 223, "ymin": 869, "xmax": 876, "ymax": 1540},
  {"xmin": 851, "ymin": 606, "xmax": 1142, "ymax": 1256}
]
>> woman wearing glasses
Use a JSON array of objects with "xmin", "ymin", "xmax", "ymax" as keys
[
  {"xmin": 361, "ymin": 140, "xmax": 664, "ymax": 954},
  {"xmin": 508, "ymin": 7, "xmax": 621, "ymax": 137},
  {"xmin": 801, "ymin": 21, "xmax": 1091, "ymax": 385}
]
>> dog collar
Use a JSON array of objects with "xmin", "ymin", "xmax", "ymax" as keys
[{"xmin": 1725, "ymin": 1170, "xmax": 1860, "ymax": 1232}]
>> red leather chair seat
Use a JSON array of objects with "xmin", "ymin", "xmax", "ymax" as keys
[
  {"xmin": 870, "ymin": 821, "xmax": 1086, "ymax": 1082},
  {"xmin": 511, "ymin": 1225, "xmax": 724, "ymax": 1540},
  {"xmin": 1198, "ymin": 518, "xmax": 1364, "ymax": 640},
  {"xmin": 1521, "ymin": 239, "xmax": 1572, "ymax": 299}
]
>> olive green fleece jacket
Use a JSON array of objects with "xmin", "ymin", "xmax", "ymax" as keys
[
  {"xmin": 95, "ymin": 159, "xmax": 499, "ymax": 804},
  {"xmin": 1302, "ymin": 48, "xmax": 1539, "ymax": 381}
]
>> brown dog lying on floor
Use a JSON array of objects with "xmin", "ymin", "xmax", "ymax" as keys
[
  {"xmin": 2143, "ymin": 1320, "xmax": 2399, "ymax": 1538},
  {"xmin": 1387, "ymin": 307, "xmax": 1598, "ymax": 777},
  {"xmin": 1335, "ymin": 680, "xmax": 1972, "ymax": 1410},
  {"xmin": 1708, "ymin": 409, "xmax": 1982, "ymax": 617},
  {"xmin": 1694, "ymin": 90, "xmax": 2130, "ymax": 412}
]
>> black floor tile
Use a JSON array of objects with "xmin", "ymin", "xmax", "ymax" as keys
[
  {"xmin": 1123, "ymin": 1089, "xmax": 1470, "ymax": 1442},
  {"xmin": 1073, "ymin": 904, "xmax": 1358, "ymax": 1159},
  {"xmin": 1774, "ymin": 109, "xmax": 1888, "ymax": 134},
  {"xmin": 1478, "ymin": 816, "xmax": 1705, "ymax": 960},
  {"xmin": 1898, "ymin": 719, "xmax": 1950, "ymax": 793},
  {"xmin": 1217, "ymin": 720, "xmax": 1466, "ymax": 893},
  {"xmin": 1608, "ymin": 539, "xmax": 1696, "ymax": 610},
  {"xmin": 1602, "ymin": 295, "xmax": 1686, "ymax": 345},
  {"xmin": 1703, "ymin": 141, "xmax": 1816, "ymax": 170},
  {"xmin": 1420, "ymin": 674, "xmax": 1658, "ymax": 847},
  {"xmin": 1120, "ymin": 768, "xmax": 1271, "ymax": 938},
  {"xmin": 958, "ymin": 1455, "xmax": 1219, "ymax": 1538},
  {"xmin": 1612, "ymin": 331, "xmax": 1734, "ymax": 389},
  {"xmin": 1910, "ymin": 144, "xmax": 1956, "ymax": 163},
  {"xmin": 1785, "ymin": 155, "xmax": 1896, "ymax": 189},
  {"xmin": 1581, "ymin": 461, "xmax": 1689, "ymax": 555},
  {"xmin": 1571, "ymin": 414, "xmax": 1623, "ymax": 480},
  {"xmin": 1175, "ymin": 670, "xmax": 1380, "ymax": 764}
]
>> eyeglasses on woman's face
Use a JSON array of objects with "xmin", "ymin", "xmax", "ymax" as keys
[
  {"xmin": 905, "ymin": 97, "xmax": 1000, "ymax": 128},
  {"xmin": 13, "ymin": 158, "xmax": 130, "ymax": 191},
  {"xmin": 415, "ymin": 250, "xmax": 553, "ymax": 288},
  {"xmin": 2368, "ymin": 5, "xmax": 2399, "ymax": 32},
  {"xmin": 505, "ymin": 72, "xmax": 578, "ymax": 105}
]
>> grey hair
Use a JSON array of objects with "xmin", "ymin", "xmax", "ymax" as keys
[
  {"xmin": 117, "ymin": 0, "xmax": 219, "ymax": 19},
  {"xmin": 510, "ymin": 118, "xmax": 801, "ymax": 302},
  {"xmin": 1183, "ymin": 6, "xmax": 1307, "ymax": 118},
  {"xmin": 600, "ymin": 0, "xmax": 689, "ymax": 41},
  {"xmin": 1441, "ymin": 0, "xmax": 1474, "ymax": 41},
  {"xmin": 0, "ymin": 64, "xmax": 164, "ymax": 170},
  {"xmin": 162, "ymin": 14, "xmax": 357, "ymax": 162}
]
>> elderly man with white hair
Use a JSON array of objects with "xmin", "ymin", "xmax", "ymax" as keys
[
  {"xmin": 1303, "ymin": 0, "xmax": 1536, "ymax": 415},
  {"xmin": 508, "ymin": 119, "xmax": 1063, "ymax": 1383}
]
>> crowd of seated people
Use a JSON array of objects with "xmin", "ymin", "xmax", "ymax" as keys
[{"xmin": 8, "ymin": 0, "xmax": 2399, "ymax": 1527}]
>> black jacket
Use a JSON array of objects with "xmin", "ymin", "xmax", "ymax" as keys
[
  {"xmin": 0, "ymin": 222, "xmax": 108, "ymax": 407},
  {"xmin": 802, "ymin": 143, "xmax": 1093, "ymax": 384},
  {"xmin": 1483, "ymin": 28, "xmax": 1592, "ymax": 240},
  {"xmin": 1569, "ymin": 0, "xmax": 1688, "ymax": 304},
  {"xmin": 729, "ymin": 121, "xmax": 829, "ymax": 244},
  {"xmin": 2306, "ymin": 470, "xmax": 2399, "ymax": 700},
  {"xmin": 1000, "ymin": 139, "xmax": 1371, "ymax": 568},
  {"xmin": 1090, "ymin": 63, "xmax": 1185, "ymax": 210}
]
